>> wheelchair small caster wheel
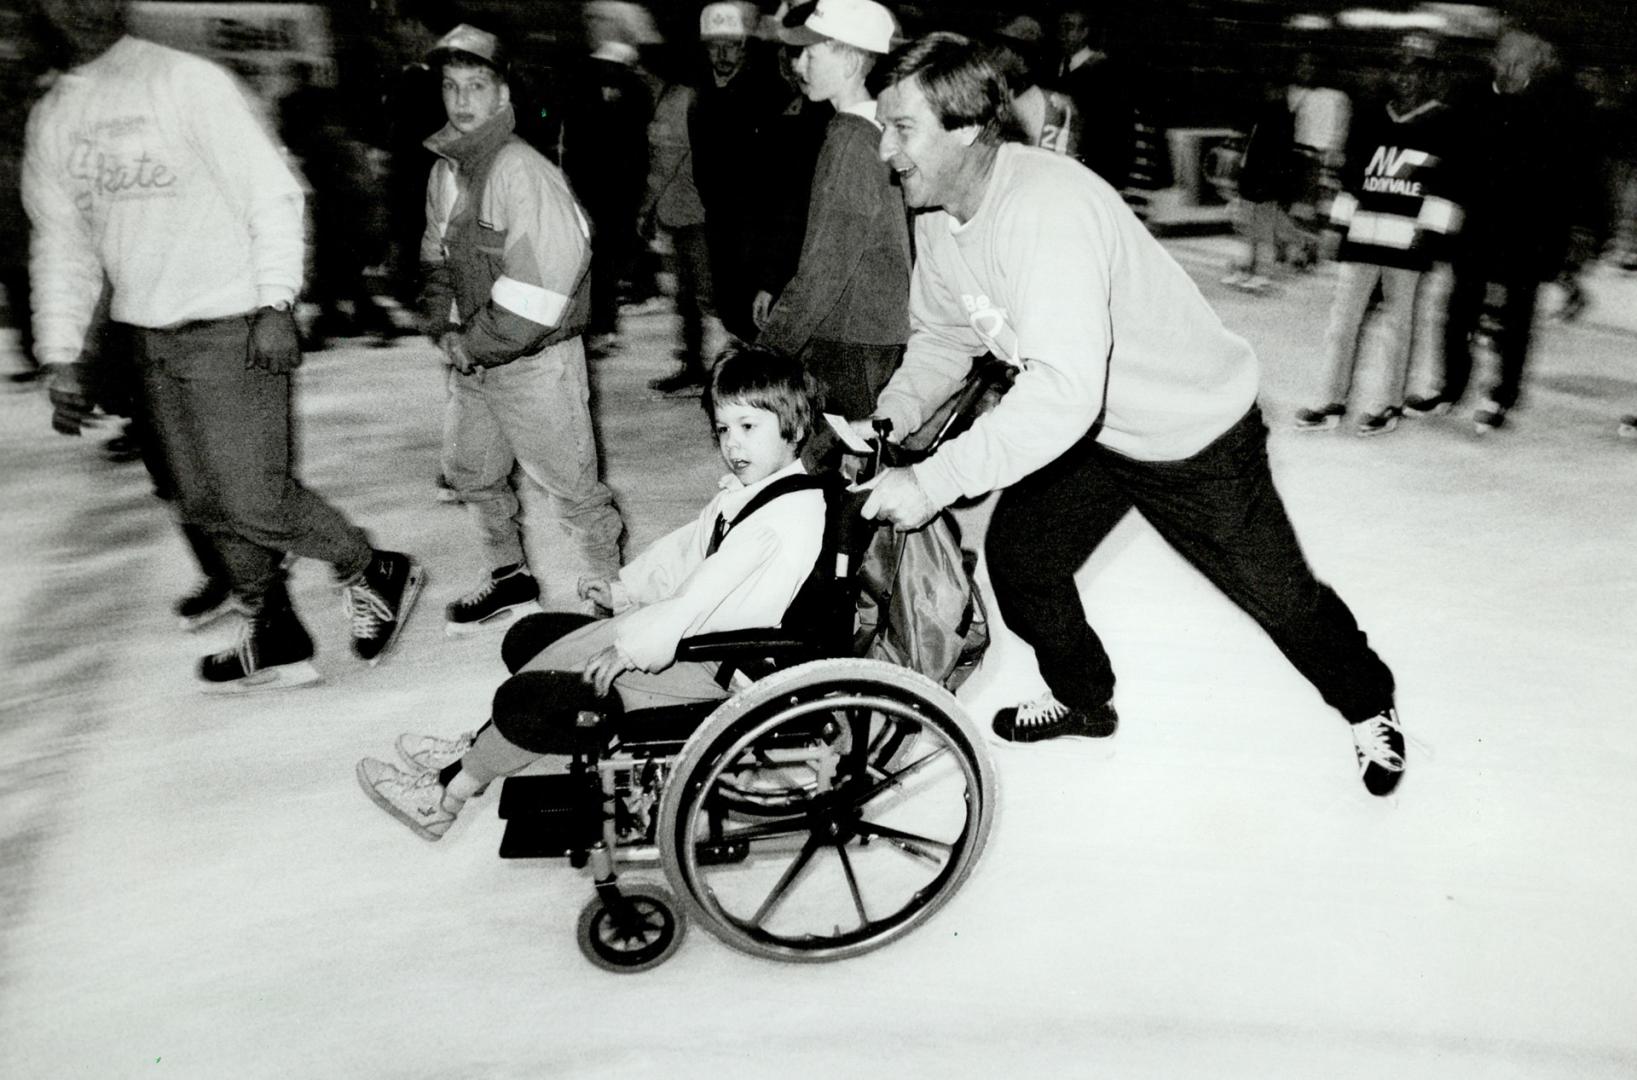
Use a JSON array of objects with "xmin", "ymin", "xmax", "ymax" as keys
[{"xmin": 576, "ymin": 885, "xmax": 686, "ymax": 973}]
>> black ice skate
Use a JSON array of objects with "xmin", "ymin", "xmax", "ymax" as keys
[
  {"xmin": 175, "ymin": 578, "xmax": 248, "ymax": 632},
  {"xmin": 198, "ymin": 590, "xmax": 319, "ymax": 694},
  {"xmin": 445, "ymin": 563, "xmax": 540, "ymax": 637},
  {"xmin": 343, "ymin": 550, "xmax": 425, "ymax": 665}
]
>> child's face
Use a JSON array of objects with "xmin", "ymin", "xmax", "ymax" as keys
[{"xmin": 713, "ymin": 401, "xmax": 799, "ymax": 486}]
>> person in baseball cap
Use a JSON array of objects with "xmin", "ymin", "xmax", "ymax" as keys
[
  {"xmin": 779, "ymin": 0, "xmax": 896, "ymax": 54},
  {"xmin": 699, "ymin": 1, "xmax": 755, "ymax": 85},
  {"xmin": 756, "ymin": 0, "xmax": 910, "ymax": 461},
  {"xmin": 699, "ymin": 0, "xmax": 753, "ymax": 41},
  {"xmin": 426, "ymin": 22, "xmax": 506, "ymax": 75}
]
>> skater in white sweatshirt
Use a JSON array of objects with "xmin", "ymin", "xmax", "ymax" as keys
[{"xmin": 23, "ymin": 0, "xmax": 423, "ymax": 691}]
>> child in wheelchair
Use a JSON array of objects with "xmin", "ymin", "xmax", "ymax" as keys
[{"xmin": 357, "ymin": 345, "xmax": 828, "ymax": 840}]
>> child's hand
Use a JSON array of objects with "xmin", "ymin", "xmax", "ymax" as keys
[
  {"xmin": 581, "ymin": 645, "xmax": 634, "ymax": 697},
  {"xmin": 577, "ymin": 575, "xmax": 614, "ymax": 611}
]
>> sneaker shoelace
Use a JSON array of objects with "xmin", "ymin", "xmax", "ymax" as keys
[
  {"xmin": 343, "ymin": 580, "xmax": 394, "ymax": 638},
  {"xmin": 1354, "ymin": 712, "xmax": 1406, "ymax": 772},
  {"xmin": 406, "ymin": 732, "xmax": 473, "ymax": 765},
  {"xmin": 1014, "ymin": 693, "xmax": 1070, "ymax": 729}
]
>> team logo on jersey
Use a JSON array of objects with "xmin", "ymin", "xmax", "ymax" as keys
[{"xmin": 1362, "ymin": 146, "xmax": 1436, "ymax": 196}]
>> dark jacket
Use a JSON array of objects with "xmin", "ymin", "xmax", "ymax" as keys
[
  {"xmin": 1236, "ymin": 90, "xmax": 1302, "ymax": 205},
  {"xmin": 757, "ymin": 110, "xmax": 911, "ymax": 356},
  {"xmin": 1331, "ymin": 97, "xmax": 1462, "ymax": 270},
  {"xmin": 1445, "ymin": 75, "xmax": 1596, "ymax": 279}
]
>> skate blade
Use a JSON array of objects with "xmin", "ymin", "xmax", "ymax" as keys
[
  {"xmin": 199, "ymin": 660, "xmax": 322, "ymax": 695},
  {"xmin": 367, "ymin": 564, "xmax": 426, "ymax": 667},
  {"xmin": 444, "ymin": 600, "xmax": 543, "ymax": 638}
]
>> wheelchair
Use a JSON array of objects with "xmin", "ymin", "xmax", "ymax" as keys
[{"xmin": 494, "ymin": 357, "xmax": 1014, "ymax": 973}]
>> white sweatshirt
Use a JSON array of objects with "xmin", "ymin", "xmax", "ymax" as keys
[
  {"xmin": 22, "ymin": 37, "xmax": 304, "ymax": 364},
  {"xmin": 875, "ymin": 144, "xmax": 1260, "ymax": 511},
  {"xmin": 607, "ymin": 461, "xmax": 826, "ymax": 672}
]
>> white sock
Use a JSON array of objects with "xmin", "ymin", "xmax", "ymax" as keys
[{"xmin": 442, "ymin": 769, "xmax": 482, "ymax": 811}]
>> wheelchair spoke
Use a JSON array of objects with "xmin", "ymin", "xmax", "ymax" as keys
[
  {"xmin": 749, "ymin": 831, "xmax": 824, "ymax": 928},
  {"xmin": 834, "ymin": 841, "xmax": 870, "ymax": 927},
  {"xmin": 844, "ymin": 744, "xmax": 951, "ymax": 808},
  {"xmin": 852, "ymin": 819, "xmax": 953, "ymax": 864},
  {"xmin": 715, "ymin": 815, "xmax": 817, "ymax": 845}
]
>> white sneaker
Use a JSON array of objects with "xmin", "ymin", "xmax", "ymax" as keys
[
  {"xmin": 356, "ymin": 757, "xmax": 462, "ymax": 840},
  {"xmin": 396, "ymin": 731, "xmax": 475, "ymax": 773}
]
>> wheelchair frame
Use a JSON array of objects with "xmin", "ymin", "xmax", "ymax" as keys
[{"xmin": 496, "ymin": 357, "xmax": 1016, "ymax": 973}]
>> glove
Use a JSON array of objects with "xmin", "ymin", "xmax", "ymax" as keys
[
  {"xmin": 45, "ymin": 363, "xmax": 96, "ymax": 436},
  {"xmin": 247, "ymin": 305, "xmax": 303, "ymax": 373}
]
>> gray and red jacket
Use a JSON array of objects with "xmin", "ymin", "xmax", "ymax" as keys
[{"xmin": 419, "ymin": 104, "xmax": 592, "ymax": 366}]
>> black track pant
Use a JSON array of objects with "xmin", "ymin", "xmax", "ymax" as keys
[{"xmin": 986, "ymin": 406, "xmax": 1394, "ymax": 723}]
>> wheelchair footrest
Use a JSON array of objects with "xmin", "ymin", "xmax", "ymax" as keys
[{"xmin": 496, "ymin": 774, "xmax": 602, "ymax": 860}]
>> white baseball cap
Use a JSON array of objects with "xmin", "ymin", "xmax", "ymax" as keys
[
  {"xmin": 700, "ymin": 1, "xmax": 751, "ymax": 40},
  {"xmin": 780, "ymin": 0, "xmax": 896, "ymax": 54}
]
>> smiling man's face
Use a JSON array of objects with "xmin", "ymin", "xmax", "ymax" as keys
[{"xmin": 877, "ymin": 76, "xmax": 976, "ymax": 214}]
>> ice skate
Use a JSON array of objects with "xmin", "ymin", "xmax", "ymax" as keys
[
  {"xmin": 445, "ymin": 564, "xmax": 540, "ymax": 637},
  {"xmin": 1402, "ymin": 394, "xmax": 1451, "ymax": 419},
  {"xmin": 198, "ymin": 590, "xmax": 320, "ymax": 694},
  {"xmin": 176, "ymin": 578, "xmax": 247, "ymax": 632},
  {"xmin": 1473, "ymin": 400, "xmax": 1507, "ymax": 435},
  {"xmin": 1294, "ymin": 404, "xmax": 1345, "ymax": 431},
  {"xmin": 342, "ymin": 550, "xmax": 425, "ymax": 665},
  {"xmin": 1356, "ymin": 407, "xmax": 1401, "ymax": 438}
]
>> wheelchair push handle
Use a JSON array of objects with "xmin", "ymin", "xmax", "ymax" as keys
[{"xmin": 853, "ymin": 352, "xmax": 1017, "ymax": 477}]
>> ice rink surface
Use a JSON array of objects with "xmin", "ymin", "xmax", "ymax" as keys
[{"xmin": 2, "ymin": 238, "xmax": 1634, "ymax": 1078}]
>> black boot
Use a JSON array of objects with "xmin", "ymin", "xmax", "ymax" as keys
[
  {"xmin": 199, "ymin": 587, "xmax": 318, "ymax": 693},
  {"xmin": 341, "ymin": 549, "xmax": 425, "ymax": 664}
]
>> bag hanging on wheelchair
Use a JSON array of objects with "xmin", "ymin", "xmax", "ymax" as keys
[
  {"xmin": 853, "ymin": 514, "xmax": 988, "ymax": 690},
  {"xmin": 848, "ymin": 352, "xmax": 1013, "ymax": 690}
]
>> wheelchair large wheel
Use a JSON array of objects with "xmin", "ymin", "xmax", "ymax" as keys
[{"xmin": 657, "ymin": 659, "xmax": 995, "ymax": 963}]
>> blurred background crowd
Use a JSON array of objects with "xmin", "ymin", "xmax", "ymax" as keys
[{"xmin": 1, "ymin": 0, "xmax": 1634, "ymax": 428}]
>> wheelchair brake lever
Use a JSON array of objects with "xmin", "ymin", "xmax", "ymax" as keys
[{"xmin": 855, "ymin": 418, "xmax": 893, "ymax": 484}]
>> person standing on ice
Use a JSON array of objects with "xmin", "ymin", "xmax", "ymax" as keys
[
  {"xmin": 419, "ymin": 24, "xmax": 627, "ymax": 636},
  {"xmin": 23, "ymin": 0, "xmax": 423, "ymax": 692},
  {"xmin": 755, "ymin": 0, "xmax": 911, "ymax": 464},
  {"xmin": 855, "ymin": 34, "xmax": 1407, "ymax": 796}
]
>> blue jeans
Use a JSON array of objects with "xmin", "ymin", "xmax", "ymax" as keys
[
  {"xmin": 986, "ymin": 406, "xmax": 1395, "ymax": 722},
  {"xmin": 137, "ymin": 315, "xmax": 371, "ymax": 606},
  {"xmin": 441, "ymin": 336, "xmax": 624, "ymax": 576}
]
